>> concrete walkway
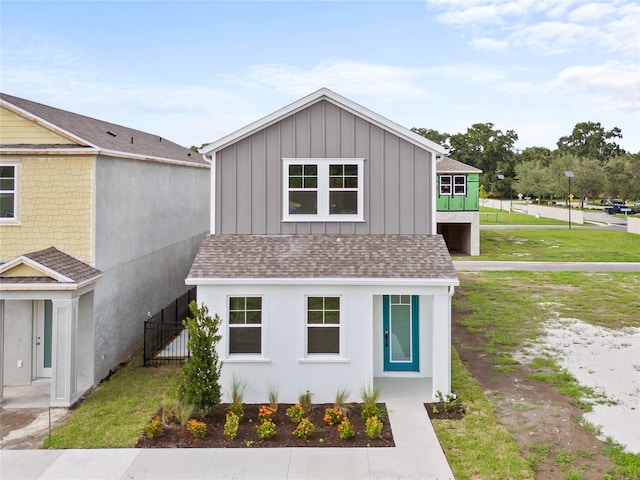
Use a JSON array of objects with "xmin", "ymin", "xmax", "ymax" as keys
[{"xmin": 0, "ymin": 379, "xmax": 454, "ymax": 480}]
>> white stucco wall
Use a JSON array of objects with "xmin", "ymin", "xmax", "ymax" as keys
[
  {"xmin": 628, "ymin": 217, "xmax": 640, "ymax": 235},
  {"xmin": 526, "ymin": 204, "xmax": 584, "ymax": 224},
  {"xmin": 196, "ymin": 282, "xmax": 453, "ymax": 404},
  {"xmin": 1, "ymin": 300, "xmax": 33, "ymax": 385}
]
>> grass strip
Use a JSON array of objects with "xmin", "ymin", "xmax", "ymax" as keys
[
  {"xmin": 480, "ymin": 208, "xmax": 567, "ymax": 226},
  {"xmin": 457, "ymin": 229, "xmax": 640, "ymax": 262},
  {"xmin": 432, "ymin": 348, "xmax": 534, "ymax": 480},
  {"xmin": 43, "ymin": 356, "xmax": 179, "ymax": 448}
]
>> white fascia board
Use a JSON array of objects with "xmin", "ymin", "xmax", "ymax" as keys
[
  {"xmin": 0, "ymin": 147, "xmax": 100, "ymax": 155},
  {"xmin": 0, "ymin": 256, "xmax": 74, "ymax": 283},
  {"xmin": 200, "ymin": 88, "xmax": 446, "ymax": 157},
  {"xmin": 98, "ymin": 150, "xmax": 210, "ymax": 169},
  {"xmin": 187, "ymin": 277, "xmax": 459, "ymax": 287},
  {"xmin": 0, "ymin": 99, "xmax": 98, "ymax": 148}
]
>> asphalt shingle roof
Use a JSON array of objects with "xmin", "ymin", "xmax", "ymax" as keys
[
  {"xmin": 21, "ymin": 247, "xmax": 102, "ymax": 284},
  {"xmin": 436, "ymin": 156, "xmax": 482, "ymax": 174},
  {"xmin": 0, "ymin": 93, "xmax": 208, "ymax": 167},
  {"xmin": 189, "ymin": 234, "xmax": 457, "ymax": 280}
]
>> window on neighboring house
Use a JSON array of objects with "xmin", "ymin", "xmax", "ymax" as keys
[
  {"xmin": 0, "ymin": 165, "xmax": 17, "ymax": 220},
  {"xmin": 454, "ymin": 175, "xmax": 466, "ymax": 195},
  {"xmin": 439, "ymin": 175, "xmax": 451, "ymax": 196},
  {"xmin": 307, "ymin": 296, "xmax": 340, "ymax": 354},
  {"xmin": 284, "ymin": 159, "xmax": 364, "ymax": 221},
  {"xmin": 228, "ymin": 296, "xmax": 262, "ymax": 354}
]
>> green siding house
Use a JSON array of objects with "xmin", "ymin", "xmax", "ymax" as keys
[{"xmin": 436, "ymin": 157, "xmax": 482, "ymax": 256}]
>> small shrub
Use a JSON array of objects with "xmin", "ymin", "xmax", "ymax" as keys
[
  {"xmin": 292, "ymin": 417, "xmax": 315, "ymax": 439},
  {"xmin": 360, "ymin": 383, "xmax": 381, "ymax": 420},
  {"xmin": 145, "ymin": 415, "xmax": 162, "ymax": 439},
  {"xmin": 286, "ymin": 403, "xmax": 304, "ymax": 424},
  {"xmin": 256, "ymin": 419, "xmax": 277, "ymax": 439},
  {"xmin": 337, "ymin": 417, "xmax": 355, "ymax": 440},
  {"xmin": 334, "ymin": 387, "xmax": 351, "ymax": 411},
  {"xmin": 186, "ymin": 419, "xmax": 207, "ymax": 439},
  {"xmin": 160, "ymin": 392, "xmax": 180, "ymax": 424},
  {"xmin": 299, "ymin": 390, "xmax": 313, "ymax": 413},
  {"xmin": 365, "ymin": 415, "xmax": 383, "ymax": 439},
  {"xmin": 323, "ymin": 407, "xmax": 343, "ymax": 426},
  {"xmin": 436, "ymin": 390, "xmax": 460, "ymax": 413},
  {"xmin": 230, "ymin": 374, "xmax": 246, "ymax": 405},
  {"xmin": 228, "ymin": 402, "xmax": 244, "ymax": 422},
  {"xmin": 258, "ymin": 405, "xmax": 276, "ymax": 422},
  {"xmin": 177, "ymin": 402, "xmax": 195, "ymax": 426},
  {"xmin": 268, "ymin": 382, "xmax": 279, "ymax": 410},
  {"xmin": 224, "ymin": 413, "xmax": 240, "ymax": 439}
]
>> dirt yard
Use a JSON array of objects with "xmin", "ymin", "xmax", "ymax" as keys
[{"xmin": 452, "ymin": 288, "xmax": 616, "ymax": 479}]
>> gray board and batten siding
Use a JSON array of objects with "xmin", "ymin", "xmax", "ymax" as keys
[{"xmin": 215, "ymin": 100, "xmax": 434, "ymax": 235}]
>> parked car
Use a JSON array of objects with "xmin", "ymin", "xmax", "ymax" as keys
[
  {"xmin": 601, "ymin": 199, "xmax": 624, "ymax": 206},
  {"xmin": 605, "ymin": 206, "xmax": 637, "ymax": 215}
]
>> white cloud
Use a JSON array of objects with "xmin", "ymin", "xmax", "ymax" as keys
[
  {"xmin": 548, "ymin": 61, "xmax": 640, "ymax": 112},
  {"xmin": 509, "ymin": 21, "xmax": 601, "ymax": 55},
  {"xmin": 243, "ymin": 60, "xmax": 431, "ymax": 100},
  {"xmin": 470, "ymin": 37, "xmax": 508, "ymax": 52},
  {"xmin": 437, "ymin": 5, "xmax": 502, "ymax": 26},
  {"xmin": 568, "ymin": 2, "xmax": 617, "ymax": 22}
]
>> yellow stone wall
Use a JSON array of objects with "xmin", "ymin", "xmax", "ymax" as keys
[{"xmin": 0, "ymin": 155, "xmax": 95, "ymax": 263}]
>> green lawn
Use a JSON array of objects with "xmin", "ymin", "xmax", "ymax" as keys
[
  {"xmin": 458, "ymin": 229, "xmax": 640, "ymax": 262},
  {"xmin": 43, "ymin": 356, "xmax": 179, "ymax": 448},
  {"xmin": 480, "ymin": 207, "xmax": 567, "ymax": 226}
]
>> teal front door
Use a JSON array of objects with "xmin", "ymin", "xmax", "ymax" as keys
[{"xmin": 383, "ymin": 295, "xmax": 419, "ymax": 371}]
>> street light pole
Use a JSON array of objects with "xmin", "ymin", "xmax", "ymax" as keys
[
  {"xmin": 497, "ymin": 174, "xmax": 505, "ymax": 212},
  {"xmin": 565, "ymin": 171, "xmax": 575, "ymax": 230}
]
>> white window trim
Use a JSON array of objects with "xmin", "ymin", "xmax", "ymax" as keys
[
  {"xmin": 453, "ymin": 175, "xmax": 466, "ymax": 196},
  {"xmin": 282, "ymin": 158, "xmax": 364, "ymax": 222},
  {"xmin": 0, "ymin": 163, "xmax": 20, "ymax": 225},
  {"xmin": 303, "ymin": 294, "xmax": 345, "ymax": 359},
  {"xmin": 225, "ymin": 294, "xmax": 268, "ymax": 360},
  {"xmin": 439, "ymin": 174, "xmax": 452, "ymax": 196}
]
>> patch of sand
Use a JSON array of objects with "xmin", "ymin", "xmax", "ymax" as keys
[{"xmin": 518, "ymin": 316, "xmax": 640, "ymax": 453}]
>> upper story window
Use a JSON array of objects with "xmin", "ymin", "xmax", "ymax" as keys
[
  {"xmin": 454, "ymin": 175, "xmax": 466, "ymax": 195},
  {"xmin": 440, "ymin": 174, "xmax": 466, "ymax": 196},
  {"xmin": 439, "ymin": 175, "xmax": 452, "ymax": 196},
  {"xmin": 283, "ymin": 158, "xmax": 364, "ymax": 222},
  {"xmin": 228, "ymin": 296, "xmax": 262, "ymax": 355},
  {"xmin": 0, "ymin": 164, "xmax": 18, "ymax": 222}
]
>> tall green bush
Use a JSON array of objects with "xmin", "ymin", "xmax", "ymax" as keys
[{"xmin": 177, "ymin": 301, "xmax": 222, "ymax": 413}]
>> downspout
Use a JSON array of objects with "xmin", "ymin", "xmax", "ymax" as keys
[
  {"xmin": 431, "ymin": 153, "xmax": 437, "ymax": 234},
  {"xmin": 208, "ymin": 152, "xmax": 216, "ymax": 234}
]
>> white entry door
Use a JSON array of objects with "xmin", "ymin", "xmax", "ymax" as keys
[{"xmin": 35, "ymin": 300, "xmax": 53, "ymax": 378}]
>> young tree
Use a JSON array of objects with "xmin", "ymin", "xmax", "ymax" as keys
[{"xmin": 178, "ymin": 301, "xmax": 223, "ymax": 414}]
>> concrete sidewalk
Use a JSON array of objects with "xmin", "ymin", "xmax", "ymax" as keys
[{"xmin": 0, "ymin": 379, "xmax": 454, "ymax": 479}]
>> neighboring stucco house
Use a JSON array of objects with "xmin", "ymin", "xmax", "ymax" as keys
[
  {"xmin": 436, "ymin": 156, "xmax": 482, "ymax": 256},
  {"xmin": 0, "ymin": 93, "xmax": 210, "ymax": 407},
  {"xmin": 187, "ymin": 88, "xmax": 459, "ymax": 403}
]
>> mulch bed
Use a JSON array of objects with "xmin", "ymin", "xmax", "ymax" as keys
[
  {"xmin": 424, "ymin": 401, "xmax": 467, "ymax": 420},
  {"xmin": 136, "ymin": 403, "xmax": 394, "ymax": 448}
]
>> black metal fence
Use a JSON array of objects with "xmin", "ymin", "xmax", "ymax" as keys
[{"xmin": 143, "ymin": 287, "xmax": 196, "ymax": 366}]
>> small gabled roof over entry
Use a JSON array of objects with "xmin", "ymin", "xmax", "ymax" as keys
[
  {"xmin": 188, "ymin": 234, "xmax": 458, "ymax": 285},
  {"xmin": 0, "ymin": 246, "xmax": 103, "ymax": 289},
  {"xmin": 200, "ymin": 88, "xmax": 446, "ymax": 157}
]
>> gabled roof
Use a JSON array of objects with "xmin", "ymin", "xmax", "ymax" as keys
[
  {"xmin": 200, "ymin": 88, "xmax": 446, "ymax": 157},
  {"xmin": 0, "ymin": 93, "xmax": 208, "ymax": 167},
  {"xmin": 0, "ymin": 247, "xmax": 103, "ymax": 289},
  {"xmin": 436, "ymin": 156, "xmax": 482, "ymax": 174},
  {"xmin": 187, "ymin": 234, "xmax": 458, "ymax": 285}
]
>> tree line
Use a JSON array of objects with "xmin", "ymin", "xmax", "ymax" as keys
[{"xmin": 412, "ymin": 121, "xmax": 640, "ymax": 204}]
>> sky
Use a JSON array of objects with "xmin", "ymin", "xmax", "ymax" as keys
[{"xmin": 1, "ymin": 0, "xmax": 639, "ymax": 153}]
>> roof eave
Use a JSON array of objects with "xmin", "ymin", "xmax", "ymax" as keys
[{"xmin": 186, "ymin": 277, "xmax": 459, "ymax": 287}]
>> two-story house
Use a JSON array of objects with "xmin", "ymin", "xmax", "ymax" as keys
[
  {"xmin": 436, "ymin": 156, "xmax": 482, "ymax": 256},
  {"xmin": 0, "ymin": 93, "xmax": 210, "ymax": 407},
  {"xmin": 187, "ymin": 88, "xmax": 458, "ymax": 403}
]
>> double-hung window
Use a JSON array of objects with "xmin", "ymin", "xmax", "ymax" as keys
[
  {"xmin": 439, "ymin": 175, "xmax": 451, "ymax": 196},
  {"xmin": 0, "ymin": 165, "xmax": 17, "ymax": 221},
  {"xmin": 306, "ymin": 296, "xmax": 340, "ymax": 354},
  {"xmin": 454, "ymin": 175, "xmax": 466, "ymax": 195},
  {"xmin": 284, "ymin": 159, "xmax": 364, "ymax": 221},
  {"xmin": 228, "ymin": 296, "xmax": 262, "ymax": 355}
]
